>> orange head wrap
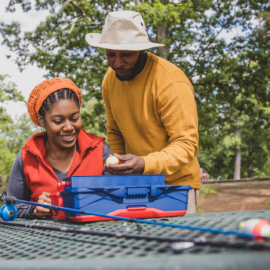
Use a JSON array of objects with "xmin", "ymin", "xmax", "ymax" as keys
[{"xmin": 27, "ymin": 77, "xmax": 82, "ymax": 126}]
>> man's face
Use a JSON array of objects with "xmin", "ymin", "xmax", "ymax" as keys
[{"xmin": 105, "ymin": 49, "xmax": 141, "ymax": 80}]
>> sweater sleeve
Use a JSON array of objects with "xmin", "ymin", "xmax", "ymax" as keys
[
  {"xmin": 7, "ymin": 150, "xmax": 36, "ymax": 218},
  {"xmin": 141, "ymin": 82, "xmax": 199, "ymax": 179},
  {"xmin": 102, "ymin": 78, "xmax": 126, "ymax": 155}
]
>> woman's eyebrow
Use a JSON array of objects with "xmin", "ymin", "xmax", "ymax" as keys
[
  {"xmin": 50, "ymin": 111, "xmax": 80, "ymax": 118},
  {"xmin": 71, "ymin": 111, "xmax": 80, "ymax": 115},
  {"xmin": 50, "ymin": 114, "xmax": 63, "ymax": 118}
]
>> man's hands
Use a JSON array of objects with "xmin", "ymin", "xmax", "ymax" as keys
[
  {"xmin": 105, "ymin": 154, "xmax": 145, "ymax": 175},
  {"xmin": 33, "ymin": 192, "xmax": 52, "ymax": 218}
]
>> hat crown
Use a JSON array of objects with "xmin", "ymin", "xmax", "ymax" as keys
[{"xmin": 100, "ymin": 11, "xmax": 149, "ymax": 45}]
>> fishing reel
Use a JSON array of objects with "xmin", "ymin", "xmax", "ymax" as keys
[{"xmin": 0, "ymin": 192, "xmax": 18, "ymax": 221}]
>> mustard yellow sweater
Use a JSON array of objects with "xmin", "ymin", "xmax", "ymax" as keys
[{"xmin": 102, "ymin": 53, "xmax": 201, "ymax": 189}]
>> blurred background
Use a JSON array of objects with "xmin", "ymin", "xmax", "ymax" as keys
[{"xmin": 0, "ymin": 0, "xmax": 269, "ymax": 212}]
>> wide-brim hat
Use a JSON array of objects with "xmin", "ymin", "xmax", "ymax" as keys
[{"xmin": 85, "ymin": 11, "xmax": 164, "ymax": 51}]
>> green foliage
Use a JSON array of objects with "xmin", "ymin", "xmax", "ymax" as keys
[
  {"xmin": 81, "ymin": 99, "xmax": 106, "ymax": 137},
  {"xmin": 1, "ymin": 0, "xmax": 270, "ymax": 179},
  {"xmin": 0, "ymin": 112, "xmax": 38, "ymax": 182},
  {"xmin": 0, "ymin": 75, "xmax": 24, "ymax": 103},
  {"xmin": 7, "ymin": 114, "xmax": 39, "ymax": 154},
  {"xmin": 0, "ymin": 75, "xmax": 37, "ymax": 182},
  {"xmin": 0, "ymin": 0, "xmax": 132, "ymax": 133},
  {"xmin": 0, "ymin": 136, "xmax": 17, "ymax": 181}
]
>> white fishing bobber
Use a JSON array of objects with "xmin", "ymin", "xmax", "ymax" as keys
[
  {"xmin": 106, "ymin": 154, "xmax": 119, "ymax": 165},
  {"xmin": 239, "ymin": 218, "xmax": 270, "ymax": 237}
]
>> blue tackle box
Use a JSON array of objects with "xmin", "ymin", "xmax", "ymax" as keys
[{"xmin": 50, "ymin": 175, "xmax": 191, "ymax": 222}]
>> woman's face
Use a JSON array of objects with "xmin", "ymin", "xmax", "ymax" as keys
[{"xmin": 40, "ymin": 99, "xmax": 82, "ymax": 150}]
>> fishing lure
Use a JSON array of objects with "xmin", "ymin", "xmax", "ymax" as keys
[{"xmin": 240, "ymin": 219, "xmax": 270, "ymax": 237}]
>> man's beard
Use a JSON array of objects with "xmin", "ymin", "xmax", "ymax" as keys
[{"xmin": 109, "ymin": 51, "xmax": 147, "ymax": 81}]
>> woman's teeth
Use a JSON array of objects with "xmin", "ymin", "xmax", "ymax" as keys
[
  {"xmin": 62, "ymin": 135, "xmax": 73, "ymax": 139},
  {"xmin": 61, "ymin": 134, "xmax": 75, "ymax": 141}
]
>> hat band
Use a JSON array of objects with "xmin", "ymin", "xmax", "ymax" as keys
[{"xmin": 99, "ymin": 36, "xmax": 149, "ymax": 45}]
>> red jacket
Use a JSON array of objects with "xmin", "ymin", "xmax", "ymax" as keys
[{"xmin": 22, "ymin": 129, "xmax": 104, "ymax": 202}]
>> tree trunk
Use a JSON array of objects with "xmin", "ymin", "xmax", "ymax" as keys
[
  {"xmin": 234, "ymin": 128, "xmax": 242, "ymax": 179},
  {"xmin": 156, "ymin": 26, "xmax": 170, "ymax": 59},
  {"xmin": 248, "ymin": 145, "xmax": 252, "ymax": 178},
  {"xmin": 156, "ymin": 0, "xmax": 170, "ymax": 60}
]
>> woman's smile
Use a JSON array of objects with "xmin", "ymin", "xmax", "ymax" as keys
[{"xmin": 60, "ymin": 134, "xmax": 76, "ymax": 142}]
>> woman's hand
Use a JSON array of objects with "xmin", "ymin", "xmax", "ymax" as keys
[{"xmin": 33, "ymin": 192, "xmax": 52, "ymax": 218}]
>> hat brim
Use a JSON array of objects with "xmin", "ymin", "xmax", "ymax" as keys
[{"xmin": 85, "ymin": 33, "xmax": 164, "ymax": 51}]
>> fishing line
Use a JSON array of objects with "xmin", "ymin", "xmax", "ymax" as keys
[
  {"xmin": 1, "ymin": 193, "xmax": 270, "ymax": 240},
  {"xmin": 0, "ymin": 220, "xmax": 269, "ymax": 251}
]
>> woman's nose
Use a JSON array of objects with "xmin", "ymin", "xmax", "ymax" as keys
[{"xmin": 63, "ymin": 120, "xmax": 74, "ymax": 131}]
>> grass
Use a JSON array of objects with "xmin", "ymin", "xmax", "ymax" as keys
[
  {"xmin": 232, "ymin": 182, "xmax": 270, "ymax": 190},
  {"xmin": 261, "ymin": 185, "xmax": 270, "ymax": 189},
  {"xmin": 200, "ymin": 185, "xmax": 220, "ymax": 198},
  {"xmin": 196, "ymin": 204, "xmax": 204, "ymax": 213}
]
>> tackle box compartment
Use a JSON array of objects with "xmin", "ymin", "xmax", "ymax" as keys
[{"xmin": 50, "ymin": 175, "xmax": 191, "ymax": 222}]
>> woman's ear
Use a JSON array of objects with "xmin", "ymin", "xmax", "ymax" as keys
[{"xmin": 37, "ymin": 114, "xmax": 45, "ymax": 127}]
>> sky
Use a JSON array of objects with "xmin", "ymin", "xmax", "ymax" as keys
[{"xmin": 0, "ymin": 0, "xmax": 49, "ymax": 117}]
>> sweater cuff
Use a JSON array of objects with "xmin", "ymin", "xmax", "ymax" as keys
[{"xmin": 142, "ymin": 155, "xmax": 157, "ymax": 175}]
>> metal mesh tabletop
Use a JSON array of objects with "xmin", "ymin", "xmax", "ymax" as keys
[{"xmin": 0, "ymin": 210, "xmax": 270, "ymax": 270}]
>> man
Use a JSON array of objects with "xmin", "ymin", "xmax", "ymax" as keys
[{"xmin": 85, "ymin": 10, "xmax": 200, "ymax": 213}]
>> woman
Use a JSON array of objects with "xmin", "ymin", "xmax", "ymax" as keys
[{"xmin": 8, "ymin": 78, "xmax": 113, "ymax": 218}]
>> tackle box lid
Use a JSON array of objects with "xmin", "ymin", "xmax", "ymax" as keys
[{"xmin": 65, "ymin": 175, "xmax": 167, "ymax": 188}]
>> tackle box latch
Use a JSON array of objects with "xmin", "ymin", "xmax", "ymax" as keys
[{"xmin": 126, "ymin": 187, "xmax": 149, "ymax": 197}]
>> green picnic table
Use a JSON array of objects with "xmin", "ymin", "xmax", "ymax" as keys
[{"xmin": 0, "ymin": 210, "xmax": 270, "ymax": 270}]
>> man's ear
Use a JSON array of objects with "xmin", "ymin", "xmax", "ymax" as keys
[{"xmin": 37, "ymin": 114, "xmax": 45, "ymax": 127}]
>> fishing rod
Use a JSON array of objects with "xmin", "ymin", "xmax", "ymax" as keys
[
  {"xmin": 0, "ymin": 220, "xmax": 269, "ymax": 251},
  {"xmin": 1, "ymin": 192, "xmax": 270, "ymax": 241}
]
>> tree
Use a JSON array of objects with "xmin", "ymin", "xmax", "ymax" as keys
[
  {"xmin": 81, "ymin": 99, "xmax": 106, "ymax": 137},
  {"xmin": 196, "ymin": 3, "xmax": 270, "ymax": 179},
  {"xmin": 0, "ymin": 75, "xmax": 24, "ymax": 180},
  {"xmin": 1, "ymin": 0, "xmax": 270, "ymax": 179},
  {"xmin": 0, "ymin": 0, "xmax": 202, "ymax": 133}
]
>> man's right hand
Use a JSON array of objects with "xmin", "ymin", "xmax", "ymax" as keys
[
  {"xmin": 105, "ymin": 153, "xmax": 145, "ymax": 175},
  {"xmin": 33, "ymin": 192, "xmax": 52, "ymax": 218}
]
